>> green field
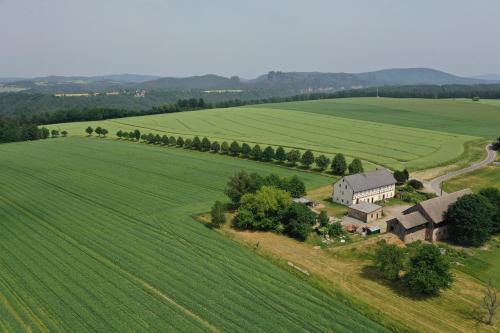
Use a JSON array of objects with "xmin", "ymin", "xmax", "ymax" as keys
[
  {"xmin": 459, "ymin": 238, "xmax": 500, "ymax": 289},
  {"xmin": 0, "ymin": 137, "xmax": 387, "ymax": 332},
  {"xmin": 442, "ymin": 165, "xmax": 500, "ymax": 192},
  {"xmin": 48, "ymin": 98, "xmax": 489, "ymax": 171},
  {"xmin": 260, "ymin": 98, "xmax": 500, "ymax": 138}
]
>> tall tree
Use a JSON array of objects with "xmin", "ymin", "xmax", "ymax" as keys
[
  {"xmin": 262, "ymin": 146, "xmax": 275, "ymax": 162},
  {"xmin": 300, "ymin": 150, "xmax": 315, "ymax": 168},
  {"xmin": 446, "ymin": 194, "xmax": 493, "ymax": 246},
  {"xmin": 374, "ymin": 240, "xmax": 405, "ymax": 281},
  {"xmin": 315, "ymin": 155, "xmax": 330, "ymax": 171},
  {"xmin": 286, "ymin": 149, "xmax": 301, "ymax": 166},
  {"xmin": 331, "ymin": 153, "xmax": 347, "ymax": 175},
  {"xmin": 211, "ymin": 141, "xmax": 221, "ymax": 153},
  {"xmin": 201, "ymin": 137, "xmax": 211, "ymax": 151},
  {"xmin": 241, "ymin": 143, "xmax": 251, "ymax": 157},
  {"xmin": 85, "ymin": 126, "xmax": 93, "ymax": 136},
  {"xmin": 192, "ymin": 136, "xmax": 202, "ymax": 150},
  {"xmin": 134, "ymin": 129, "xmax": 141, "ymax": 141},
  {"xmin": 405, "ymin": 244, "xmax": 453, "ymax": 296},
  {"xmin": 251, "ymin": 144, "xmax": 263, "ymax": 160},
  {"xmin": 348, "ymin": 158, "xmax": 364, "ymax": 174},
  {"xmin": 230, "ymin": 141, "xmax": 240, "ymax": 156},
  {"xmin": 275, "ymin": 146, "xmax": 286, "ymax": 163},
  {"xmin": 221, "ymin": 141, "xmax": 229, "ymax": 154}
]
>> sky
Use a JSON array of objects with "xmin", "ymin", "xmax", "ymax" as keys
[{"xmin": 1, "ymin": 0, "xmax": 499, "ymax": 78}]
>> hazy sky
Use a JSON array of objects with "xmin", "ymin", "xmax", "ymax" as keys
[{"xmin": 1, "ymin": 0, "xmax": 499, "ymax": 78}]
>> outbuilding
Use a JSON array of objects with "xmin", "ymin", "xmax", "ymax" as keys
[{"xmin": 347, "ymin": 202, "xmax": 383, "ymax": 223}]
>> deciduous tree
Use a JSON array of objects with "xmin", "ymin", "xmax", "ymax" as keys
[
  {"xmin": 286, "ymin": 149, "xmax": 301, "ymax": 166},
  {"xmin": 301, "ymin": 150, "xmax": 314, "ymax": 168},
  {"xmin": 210, "ymin": 201, "xmax": 226, "ymax": 228},
  {"xmin": 262, "ymin": 146, "xmax": 275, "ymax": 162},
  {"xmin": 331, "ymin": 153, "xmax": 347, "ymax": 175},
  {"xmin": 275, "ymin": 146, "xmax": 286, "ymax": 163},
  {"xmin": 348, "ymin": 158, "xmax": 364, "ymax": 174},
  {"xmin": 85, "ymin": 126, "xmax": 93, "ymax": 136}
]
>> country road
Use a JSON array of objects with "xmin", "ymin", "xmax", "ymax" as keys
[{"xmin": 426, "ymin": 144, "xmax": 496, "ymax": 195}]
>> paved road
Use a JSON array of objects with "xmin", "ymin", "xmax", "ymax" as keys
[{"xmin": 427, "ymin": 144, "xmax": 496, "ymax": 195}]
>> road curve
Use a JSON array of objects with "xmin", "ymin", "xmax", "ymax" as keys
[{"xmin": 427, "ymin": 144, "xmax": 496, "ymax": 195}]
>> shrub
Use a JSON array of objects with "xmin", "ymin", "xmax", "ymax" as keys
[{"xmin": 407, "ymin": 179, "xmax": 423, "ymax": 190}]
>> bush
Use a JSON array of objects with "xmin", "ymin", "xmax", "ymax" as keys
[{"xmin": 407, "ymin": 179, "xmax": 423, "ymax": 190}]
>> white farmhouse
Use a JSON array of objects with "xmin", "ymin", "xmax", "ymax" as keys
[{"xmin": 332, "ymin": 169, "xmax": 397, "ymax": 206}]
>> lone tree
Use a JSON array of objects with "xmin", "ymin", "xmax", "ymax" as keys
[
  {"xmin": 374, "ymin": 240, "xmax": 405, "ymax": 281},
  {"xmin": 201, "ymin": 137, "xmax": 211, "ymax": 151},
  {"xmin": 241, "ymin": 143, "xmax": 251, "ymax": 157},
  {"xmin": 61, "ymin": 130, "xmax": 68, "ymax": 137},
  {"xmin": 210, "ymin": 141, "xmax": 221, "ymax": 153},
  {"xmin": 331, "ymin": 153, "xmax": 347, "ymax": 175},
  {"xmin": 251, "ymin": 144, "xmax": 262, "ymax": 160},
  {"xmin": 85, "ymin": 126, "xmax": 93, "ymax": 136},
  {"xmin": 286, "ymin": 149, "xmax": 301, "ymax": 166},
  {"xmin": 482, "ymin": 280, "xmax": 499, "ymax": 325},
  {"xmin": 315, "ymin": 155, "xmax": 330, "ymax": 171},
  {"xmin": 210, "ymin": 201, "xmax": 226, "ymax": 228},
  {"xmin": 301, "ymin": 150, "xmax": 315, "ymax": 168},
  {"xmin": 275, "ymin": 146, "xmax": 286, "ymax": 163},
  {"xmin": 262, "ymin": 146, "xmax": 275, "ymax": 162},
  {"xmin": 229, "ymin": 141, "xmax": 240, "ymax": 156},
  {"xmin": 446, "ymin": 194, "xmax": 493, "ymax": 246},
  {"xmin": 405, "ymin": 244, "xmax": 453, "ymax": 296},
  {"xmin": 348, "ymin": 158, "xmax": 364, "ymax": 174},
  {"xmin": 116, "ymin": 130, "xmax": 123, "ymax": 138}
]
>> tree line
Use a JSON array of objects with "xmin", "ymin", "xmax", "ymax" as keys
[
  {"xmin": 0, "ymin": 115, "xmax": 68, "ymax": 143},
  {"xmin": 110, "ymin": 128, "xmax": 365, "ymax": 175}
]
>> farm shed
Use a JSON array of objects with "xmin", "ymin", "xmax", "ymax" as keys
[
  {"xmin": 388, "ymin": 189, "xmax": 471, "ymax": 243},
  {"xmin": 347, "ymin": 202, "xmax": 382, "ymax": 223}
]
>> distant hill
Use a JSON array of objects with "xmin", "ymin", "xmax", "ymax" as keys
[
  {"xmin": 1, "ymin": 68, "xmax": 493, "ymax": 94},
  {"xmin": 470, "ymin": 74, "xmax": 500, "ymax": 82}
]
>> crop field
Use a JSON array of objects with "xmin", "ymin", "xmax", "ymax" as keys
[
  {"xmin": 0, "ymin": 137, "xmax": 387, "ymax": 332},
  {"xmin": 49, "ymin": 101, "xmax": 478, "ymax": 171},
  {"xmin": 442, "ymin": 165, "xmax": 500, "ymax": 192},
  {"xmin": 259, "ymin": 97, "xmax": 500, "ymax": 138}
]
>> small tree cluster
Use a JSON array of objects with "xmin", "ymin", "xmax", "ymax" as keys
[
  {"xmin": 393, "ymin": 169, "xmax": 410, "ymax": 184},
  {"xmin": 85, "ymin": 126, "xmax": 108, "ymax": 137},
  {"xmin": 374, "ymin": 241, "xmax": 453, "ymax": 296}
]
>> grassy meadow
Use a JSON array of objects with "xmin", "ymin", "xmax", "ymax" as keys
[
  {"xmin": 47, "ymin": 98, "xmax": 491, "ymax": 171},
  {"xmin": 0, "ymin": 137, "xmax": 388, "ymax": 332},
  {"xmin": 442, "ymin": 165, "xmax": 500, "ymax": 192},
  {"xmin": 259, "ymin": 97, "xmax": 500, "ymax": 138}
]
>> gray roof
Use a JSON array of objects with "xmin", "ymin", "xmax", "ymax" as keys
[
  {"xmin": 418, "ymin": 189, "xmax": 472, "ymax": 224},
  {"xmin": 349, "ymin": 202, "xmax": 382, "ymax": 214},
  {"xmin": 339, "ymin": 169, "xmax": 396, "ymax": 193},
  {"xmin": 397, "ymin": 211, "xmax": 428, "ymax": 229}
]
